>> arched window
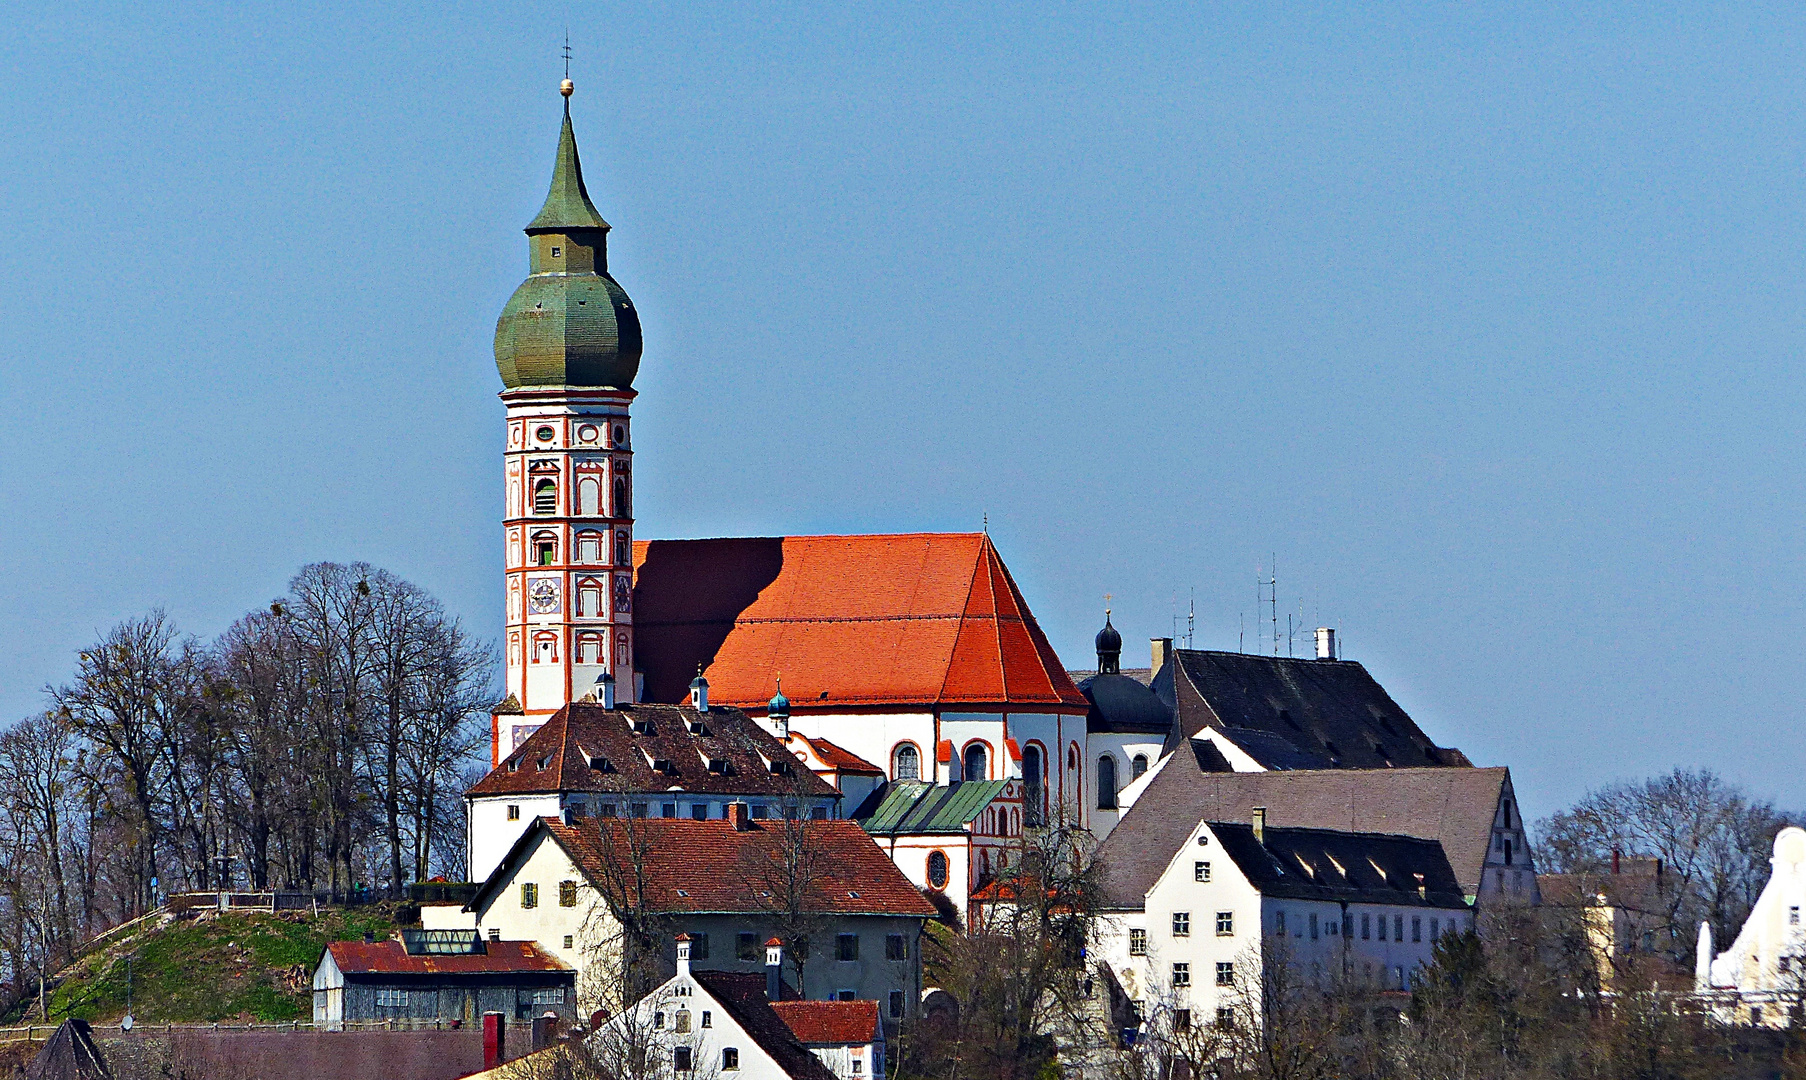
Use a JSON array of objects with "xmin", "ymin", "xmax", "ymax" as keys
[
  {"xmin": 576, "ymin": 531, "xmax": 603, "ymax": 563},
  {"xmin": 615, "ymin": 530, "xmax": 631, "ymax": 567},
  {"xmin": 927, "ymin": 850, "xmax": 949, "ymax": 890},
  {"xmin": 532, "ymin": 532, "xmax": 558, "ymax": 567},
  {"xmin": 1132, "ymin": 754, "xmax": 1149, "ymax": 779},
  {"xmin": 978, "ymin": 849, "xmax": 991, "ymax": 882},
  {"xmin": 1097, "ymin": 755, "xmax": 1119, "ymax": 810},
  {"xmin": 613, "ymin": 476, "xmax": 629, "ymax": 518},
  {"xmin": 1022, "ymin": 745, "xmax": 1044, "ymax": 827},
  {"xmin": 962, "ymin": 743, "xmax": 988, "ymax": 783},
  {"xmin": 533, "ymin": 479, "xmax": 557, "ymax": 515},
  {"xmin": 578, "ymin": 477, "xmax": 601, "ymax": 517},
  {"xmin": 893, "ymin": 744, "xmax": 921, "ymax": 781}
]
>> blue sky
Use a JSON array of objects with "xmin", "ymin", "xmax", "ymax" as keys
[{"xmin": 4, "ymin": 2, "xmax": 1804, "ymax": 823}]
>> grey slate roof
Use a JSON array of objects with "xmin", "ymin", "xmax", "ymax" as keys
[
  {"xmin": 1098, "ymin": 821, "xmax": 1468, "ymax": 911},
  {"xmin": 858, "ymin": 780, "xmax": 1011, "ymax": 835},
  {"xmin": 1076, "ymin": 672, "xmax": 1174, "ymax": 735},
  {"xmin": 1159, "ymin": 649, "xmax": 1469, "ymax": 769},
  {"xmin": 1101, "ymin": 746, "xmax": 1512, "ymax": 900}
]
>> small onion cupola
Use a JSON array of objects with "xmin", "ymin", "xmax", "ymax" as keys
[
  {"xmin": 767, "ymin": 677, "xmax": 791, "ymax": 738},
  {"xmin": 1096, "ymin": 609, "xmax": 1123, "ymax": 675},
  {"xmin": 690, "ymin": 667, "xmax": 710, "ymax": 712},
  {"xmin": 494, "ymin": 79, "xmax": 643, "ymax": 390}
]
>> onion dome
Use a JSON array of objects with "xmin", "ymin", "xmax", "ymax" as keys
[
  {"xmin": 768, "ymin": 678, "xmax": 791, "ymax": 720},
  {"xmin": 494, "ymin": 83, "xmax": 643, "ymax": 390},
  {"xmin": 1096, "ymin": 610, "xmax": 1122, "ymax": 675}
]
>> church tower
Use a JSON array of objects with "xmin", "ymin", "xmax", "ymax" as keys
[{"xmin": 491, "ymin": 78, "xmax": 643, "ymax": 762}]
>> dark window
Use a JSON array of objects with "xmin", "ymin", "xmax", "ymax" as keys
[
  {"xmin": 662, "ymin": 803, "xmax": 677, "ymax": 818},
  {"xmin": 489, "ymin": 928, "xmax": 501, "ymax": 941},
  {"xmin": 674, "ymin": 1047, "xmax": 692, "ymax": 1072},
  {"xmin": 1216, "ymin": 962, "xmax": 1234, "ymax": 986},
  {"xmin": 837, "ymin": 934, "xmax": 859, "ymax": 961},
  {"xmin": 962, "ymin": 743, "xmax": 987, "ymax": 782},
  {"xmin": 1216, "ymin": 1007, "xmax": 1234, "ymax": 1028},
  {"xmin": 927, "ymin": 851, "xmax": 949, "ymax": 889},
  {"xmin": 1174, "ymin": 1009, "xmax": 1190, "ymax": 1031},
  {"xmin": 1022, "ymin": 745, "xmax": 1044, "ymax": 826},
  {"xmin": 893, "ymin": 744, "xmax": 920, "ymax": 780},
  {"xmin": 886, "ymin": 934, "xmax": 907, "ymax": 961},
  {"xmin": 692, "ymin": 933, "xmax": 710, "ymax": 959},
  {"xmin": 1195, "ymin": 861, "xmax": 1211, "ymax": 882},
  {"xmin": 1171, "ymin": 962, "xmax": 1189, "ymax": 987},
  {"xmin": 1412, "ymin": 917, "xmax": 1422, "ymax": 943},
  {"xmin": 1096, "ymin": 755, "xmax": 1118, "ymax": 810},
  {"xmin": 631, "ymin": 803, "xmax": 648, "ymax": 818},
  {"xmin": 722, "ymin": 1048, "xmax": 739, "ymax": 1071},
  {"xmin": 613, "ymin": 476, "xmax": 629, "ymax": 517},
  {"xmin": 1216, "ymin": 911, "xmax": 1234, "ymax": 936},
  {"xmin": 889, "ymin": 991, "xmax": 905, "ymax": 1018},
  {"xmin": 1395, "ymin": 915, "xmax": 1405, "ymax": 941},
  {"xmin": 1172, "ymin": 912, "xmax": 1190, "ymax": 937},
  {"xmin": 506, "ymin": 805, "xmax": 520, "ymax": 820},
  {"xmin": 559, "ymin": 881, "xmax": 577, "ymax": 907},
  {"xmin": 521, "ymin": 883, "xmax": 537, "ymax": 909},
  {"xmin": 837, "ymin": 990, "xmax": 856, "ymax": 1002},
  {"xmin": 1275, "ymin": 911, "xmax": 1286, "ymax": 936},
  {"xmin": 692, "ymin": 804, "xmax": 709, "ymax": 820},
  {"xmin": 533, "ymin": 479, "xmax": 557, "ymax": 515},
  {"xmin": 1309, "ymin": 913, "xmax": 1318, "ymax": 940},
  {"xmin": 1131, "ymin": 754, "xmax": 1149, "ymax": 778},
  {"xmin": 1362, "ymin": 913, "xmax": 1371, "ymax": 940},
  {"xmin": 1129, "ymin": 929, "xmax": 1146, "ymax": 955},
  {"xmin": 737, "ymin": 933, "xmax": 759, "ymax": 961}
]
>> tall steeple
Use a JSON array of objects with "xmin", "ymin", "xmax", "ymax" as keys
[
  {"xmin": 491, "ymin": 78, "xmax": 643, "ymax": 764},
  {"xmin": 494, "ymin": 79, "xmax": 642, "ymax": 390}
]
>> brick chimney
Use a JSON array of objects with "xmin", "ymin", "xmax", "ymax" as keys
[
  {"xmin": 483, "ymin": 1012, "xmax": 506, "ymax": 1070},
  {"xmin": 1151, "ymin": 638, "xmax": 1173, "ymax": 676},
  {"xmin": 730, "ymin": 802, "xmax": 752, "ymax": 831}
]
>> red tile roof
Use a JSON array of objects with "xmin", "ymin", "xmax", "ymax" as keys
[
  {"xmin": 482, "ymin": 817, "xmax": 938, "ymax": 919},
  {"xmin": 632, "ymin": 534, "xmax": 1087, "ymax": 711},
  {"xmin": 466, "ymin": 701, "xmax": 836, "ymax": 800},
  {"xmin": 770, "ymin": 1000, "xmax": 883, "ymax": 1046},
  {"xmin": 325, "ymin": 939, "xmax": 572, "ymax": 976},
  {"xmin": 793, "ymin": 734, "xmax": 883, "ymax": 776}
]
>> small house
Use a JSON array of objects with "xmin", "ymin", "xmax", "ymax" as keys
[{"xmin": 312, "ymin": 930, "xmax": 575, "ymax": 1030}]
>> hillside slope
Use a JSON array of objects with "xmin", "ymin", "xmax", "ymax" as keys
[{"xmin": 6, "ymin": 905, "xmax": 413, "ymax": 1025}]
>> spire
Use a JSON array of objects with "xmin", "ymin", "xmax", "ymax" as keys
[{"xmin": 527, "ymin": 84, "xmax": 610, "ymax": 233}]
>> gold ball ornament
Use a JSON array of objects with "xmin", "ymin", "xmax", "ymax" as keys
[{"xmin": 561, "ymin": 79, "xmax": 574, "ymax": 98}]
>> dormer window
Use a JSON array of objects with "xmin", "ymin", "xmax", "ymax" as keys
[
  {"xmin": 536, "ymin": 754, "xmax": 552, "ymax": 771},
  {"xmin": 688, "ymin": 720, "xmax": 708, "ymax": 736},
  {"xmin": 589, "ymin": 756, "xmax": 614, "ymax": 773},
  {"xmin": 708, "ymin": 758, "xmax": 732, "ymax": 775},
  {"xmin": 652, "ymin": 758, "xmax": 676, "ymax": 776},
  {"xmin": 550, "ymin": 246, "xmax": 562, "ymax": 257},
  {"xmin": 631, "ymin": 719, "xmax": 654, "ymax": 736}
]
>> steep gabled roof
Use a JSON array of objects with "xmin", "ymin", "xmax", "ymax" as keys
[
  {"xmin": 1164, "ymin": 650, "xmax": 1468, "ymax": 768},
  {"xmin": 693, "ymin": 972, "xmax": 839, "ymax": 1080},
  {"xmin": 632, "ymin": 534, "xmax": 1087, "ymax": 712},
  {"xmin": 473, "ymin": 816, "xmax": 938, "ymax": 919},
  {"xmin": 1098, "ymin": 749, "xmax": 1513, "ymax": 899},
  {"xmin": 467, "ymin": 701, "xmax": 836, "ymax": 801},
  {"xmin": 770, "ymin": 1000, "xmax": 883, "ymax": 1046}
]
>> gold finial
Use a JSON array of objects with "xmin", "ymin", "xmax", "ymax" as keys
[
  {"xmin": 561, "ymin": 79, "xmax": 574, "ymax": 98},
  {"xmin": 561, "ymin": 32, "xmax": 574, "ymax": 97}
]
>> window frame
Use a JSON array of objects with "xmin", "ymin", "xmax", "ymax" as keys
[
  {"xmin": 1171, "ymin": 911, "xmax": 1190, "ymax": 937},
  {"xmin": 520, "ymin": 882, "xmax": 538, "ymax": 909},
  {"xmin": 1129, "ymin": 928, "xmax": 1147, "ymax": 956},
  {"xmin": 1216, "ymin": 911, "xmax": 1234, "ymax": 936}
]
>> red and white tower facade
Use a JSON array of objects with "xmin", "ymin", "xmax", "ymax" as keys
[{"xmin": 490, "ymin": 79, "xmax": 644, "ymax": 763}]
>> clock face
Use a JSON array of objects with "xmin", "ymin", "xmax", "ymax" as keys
[{"xmin": 528, "ymin": 579, "xmax": 560, "ymax": 614}]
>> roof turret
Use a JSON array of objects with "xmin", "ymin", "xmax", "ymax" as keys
[{"xmin": 527, "ymin": 99, "xmax": 611, "ymax": 232}]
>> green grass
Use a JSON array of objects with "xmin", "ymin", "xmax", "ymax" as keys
[{"xmin": 6, "ymin": 904, "xmax": 414, "ymax": 1026}]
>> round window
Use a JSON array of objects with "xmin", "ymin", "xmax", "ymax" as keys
[
  {"xmin": 613, "ymin": 425, "xmax": 626, "ymax": 446},
  {"xmin": 577, "ymin": 424, "xmax": 599, "ymax": 443},
  {"xmin": 927, "ymin": 850, "xmax": 949, "ymax": 889},
  {"xmin": 535, "ymin": 426, "xmax": 556, "ymax": 442}
]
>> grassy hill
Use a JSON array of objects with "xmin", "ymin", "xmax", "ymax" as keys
[{"xmin": 5, "ymin": 904, "xmax": 414, "ymax": 1026}]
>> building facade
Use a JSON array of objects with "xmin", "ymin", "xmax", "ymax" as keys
[
  {"xmin": 1697, "ymin": 826, "xmax": 1806, "ymax": 1027},
  {"xmin": 311, "ymin": 933, "xmax": 574, "ymax": 1030},
  {"xmin": 492, "ymin": 80, "xmax": 644, "ymax": 761}
]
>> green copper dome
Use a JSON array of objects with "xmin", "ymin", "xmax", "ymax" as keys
[{"xmin": 495, "ymin": 94, "xmax": 642, "ymax": 390}]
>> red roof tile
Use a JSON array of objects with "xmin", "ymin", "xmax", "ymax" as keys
[
  {"xmin": 632, "ymin": 534, "xmax": 1087, "ymax": 711},
  {"xmin": 770, "ymin": 1000, "xmax": 882, "ymax": 1046},
  {"xmin": 325, "ymin": 940, "xmax": 572, "ymax": 976},
  {"xmin": 793, "ymin": 734, "xmax": 883, "ymax": 776},
  {"xmin": 487, "ymin": 817, "xmax": 938, "ymax": 919}
]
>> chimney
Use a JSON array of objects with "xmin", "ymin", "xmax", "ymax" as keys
[
  {"xmin": 1150, "ymin": 638, "xmax": 1173, "ymax": 676},
  {"xmin": 675, "ymin": 933, "xmax": 692, "ymax": 978},
  {"xmin": 765, "ymin": 938, "xmax": 784, "ymax": 1001},
  {"xmin": 599, "ymin": 671, "xmax": 616, "ymax": 710},
  {"xmin": 1314, "ymin": 628, "xmax": 1337, "ymax": 661},
  {"xmin": 1251, "ymin": 807, "xmax": 1266, "ymax": 844},
  {"xmin": 1612, "ymin": 848, "xmax": 1620, "ymax": 875},
  {"xmin": 483, "ymin": 1012, "xmax": 506, "ymax": 1070},
  {"xmin": 690, "ymin": 669, "xmax": 710, "ymax": 713},
  {"xmin": 730, "ymin": 802, "xmax": 752, "ymax": 831}
]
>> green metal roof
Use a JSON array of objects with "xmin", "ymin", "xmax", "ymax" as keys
[
  {"xmin": 859, "ymin": 780, "xmax": 1011, "ymax": 836},
  {"xmin": 527, "ymin": 102, "xmax": 610, "ymax": 233}
]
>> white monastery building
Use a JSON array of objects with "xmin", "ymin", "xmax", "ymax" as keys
[{"xmin": 1697, "ymin": 826, "xmax": 1806, "ymax": 1028}]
